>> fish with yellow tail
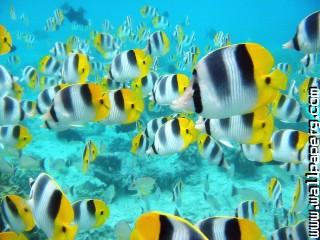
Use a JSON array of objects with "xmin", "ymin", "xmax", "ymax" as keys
[
  {"xmin": 196, "ymin": 216, "xmax": 266, "ymax": 240},
  {"xmin": 72, "ymin": 199, "xmax": 109, "ymax": 232},
  {"xmin": 28, "ymin": 173, "xmax": 78, "ymax": 240},
  {"xmin": 0, "ymin": 232, "xmax": 28, "ymax": 240},
  {"xmin": 196, "ymin": 106, "xmax": 274, "ymax": 144},
  {"xmin": 0, "ymin": 25, "xmax": 16, "ymax": 55},
  {"xmin": 145, "ymin": 31, "xmax": 170, "ymax": 57},
  {"xmin": 38, "ymin": 55, "xmax": 62, "ymax": 76},
  {"xmin": 61, "ymin": 53, "xmax": 91, "ymax": 83},
  {"xmin": 241, "ymin": 142, "xmax": 273, "ymax": 163},
  {"xmin": 150, "ymin": 74, "xmax": 190, "ymax": 106},
  {"xmin": 172, "ymin": 43, "xmax": 288, "ymax": 119},
  {"xmin": 271, "ymin": 129, "xmax": 309, "ymax": 163},
  {"xmin": 235, "ymin": 200, "xmax": 259, "ymax": 221},
  {"xmin": 82, "ymin": 140, "xmax": 99, "ymax": 174},
  {"xmin": 0, "ymin": 125, "xmax": 32, "ymax": 150},
  {"xmin": 130, "ymin": 211, "xmax": 208, "ymax": 240},
  {"xmin": 147, "ymin": 117, "xmax": 198, "ymax": 155},
  {"xmin": 107, "ymin": 49, "xmax": 152, "ymax": 83},
  {"xmin": 197, "ymin": 133, "xmax": 229, "ymax": 169},
  {"xmin": 43, "ymin": 83, "xmax": 110, "ymax": 131},
  {"xmin": 0, "ymin": 96, "xmax": 25, "ymax": 125},
  {"xmin": 101, "ymin": 88, "xmax": 144, "ymax": 125},
  {"xmin": 131, "ymin": 71, "xmax": 158, "ymax": 98},
  {"xmin": 283, "ymin": 11, "xmax": 320, "ymax": 53},
  {"xmin": 1, "ymin": 195, "xmax": 35, "ymax": 233},
  {"xmin": 268, "ymin": 178, "xmax": 283, "ymax": 209}
]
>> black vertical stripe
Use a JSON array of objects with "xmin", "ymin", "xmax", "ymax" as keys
[
  {"xmin": 49, "ymin": 106, "xmax": 59, "ymax": 122},
  {"xmin": 296, "ymin": 221, "xmax": 308, "ymax": 239},
  {"xmin": 159, "ymin": 215, "xmax": 174, "ymax": 240},
  {"xmin": 87, "ymin": 200, "xmax": 96, "ymax": 216},
  {"xmin": 242, "ymin": 201, "xmax": 249, "ymax": 219},
  {"xmin": 114, "ymin": 90, "xmax": 125, "ymax": 111},
  {"xmin": 153, "ymin": 32, "xmax": 160, "ymax": 50},
  {"xmin": 4, "ymin": 97, "xmax": 14, "ymax": 115},
  {"xmin": 114, "ymin": 55, "xmax": 122, "ymax": 72},
  {"xmin": 47, "ymin": 190, "xmax": 62, "ymax": 221},
  {"xmin": 210, "ymin": 144, "xmax": 219, "ymax": 160},
  {"xmin": 5, "ymin": 196, "xmax": 19, "ymax": 216},
  {"xmin": 225, "ymin": 218, "xmax": 241, "ymax": 240},
  {"xmin": 60, "ymin": 87, "xmax": 74, "ymax": 113},
  {"xmin": 289, "ymin": 131, "xmax": 299, "ymax": 148},
  {"xmin": 12, "ymin": 125, "xmax": 20, "ymax": 139},
  {"xmin": 292, "ymin": 33, "xmax": 300, "ymax": 51},
  {"xmin": 242, "ymin": 112, "xmax": 254, "ymax": 128},
  {"xmin": 235, "ymin": 44, "xmax": 255, "ymax": 87},
  {"xmin": 304, "ymin": 12, "xmax": 319, "ymax": 42},
  {"xmin": 141, "ymin": 75, "xmax": 148, "ymax": 86},
  {"xmin": 73, "ymin": 201, "xmax": 81, "ymax": 221},
  {"xmin": 205, "ymin": 119, "xmax": 211, "ymax": 136},
  {"xmin": 204, "ymin": 49, "xmax": 230, "ymax": 99},
  {"xmin": 203, "ymin": 135, "xmax": 211, "ymax": 149},
  {"xmin": 34, "ymin": 175, "xmax": 50, "ymax": 204},
  {"xmin": 127, "ymin": 50, "xmax": 137, "ymax": 66},
  {"xmin": 46, "ymin": 57, "xmax": 53, "ymax": 68},
  {"xmin": 151, "ymin": 119, "xmax": 158, "ymax": 133},
  {"xmin": 138, "ymin": 134, "xmax": 145, "ymax": 148},
  {"xmin": 1, "ymin": 200, "xmax": 10, "ymax": 225},
  {"xmin": 192, "ymin": 70, "xmax": 203, "ymax": 114},
  {"xmin": 158, "ymin": 126, "xmax": 167, "ymax": 145},
  {"xmin": 277, "ymin": 95, "xmax": 286, "ymax": 108},
  {"xmin": 171, "ymin": 118, "xmax": 180, "ymax": 136},
  {"xmin": 198, "ymin": 218, "xmax": 214, "ymax": 239},
  {"xmin": 73, "ymin": 54, "xmax": 79, "ymax": 72},
  {"xmin": 171, "ymin": 74, "xmax": 178, "ymax": 92},
  {"xmin": 80, "ymin": 84, "xmax": 92, "ymax": 107},
  {"xmin": 286, "ymin": 99, "xmax": 296, "ymax": 116},
  {"xmin": 220, "ymin": 118, "xmax": 230, "ymax": 129},
  {"xmin": 36, "ymin": 102, "xmax": 43, "ymax": 115},
  {"xmin": 41, "ymin": 90, "xmax": 52, "ymax": 106},
  {"xmin": 273, "ymin": 131, "xmax": 283, "ymax": 148},
  {"xmin": 19, "ymin": 108, "xmax": 25, "ymax": 121},
  {"xmin": 159, "ymin": 77, "xmax": 166, "ymax": 96},
  {"xmin": 1, "ymin": 126, "xmax": 8, "ymax": 137}
]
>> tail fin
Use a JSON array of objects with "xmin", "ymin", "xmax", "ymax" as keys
[{"xmin": 282, "ymin": 40, "xmax": 293, "ymax": 49}]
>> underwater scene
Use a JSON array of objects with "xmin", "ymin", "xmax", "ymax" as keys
[{"xmin": 0, "ymin": 0, "xmax": 320, "ymax": 239}]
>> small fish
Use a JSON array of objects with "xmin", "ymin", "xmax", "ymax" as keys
[
  {"xmin": 152, "ymin": 15, "xmax": 169, "ymax": 29},
  {"xmin": 275, "ymin": 63, "xmax": 292, "ymax": 75},
  {"xmin": 93, "ymin": 32, "xmax": 119, "ymax": 59},
  {"xmin": 151, "ymin": 74, "xmax": 190, "ymax": 106},
  {"xmin": 131, "ymin": 212, "xmax": 207, "ymax": 240},
  {"xmin": 61, "ymin": 52, "xmax": 91, "ymax": 83},
  {"xmin": 0, "ymin": 25, "xmax": 15, "ymax": 55},
  {"xmin": 183, "ymin": 51, "xmax": 199, "ymax": 70},
  {"xmin": 147, "ymin": 117, "xmax": 198, "ymax": 155},
  {"xmin": 268, "ymin": 178, "xmax": 283, "ymax": 208},
  {"xmin": 21, "ymin": 100, "xmax": 37, "ymax": 117},
  {"xmin": 298, "ymin": 77, "xmax": 320, "ymax": 104},
  {"xmin": 129, "ymin": 177, "xmax": 156, "ymax": 197},
  {"xmin": 271, "ymin": 129, "xmax": 309, "ymax": 163},
  {"xmin": 101, "ymin": 88, "xmax": 144, "ymax": 125},
  {"xmin": 9, "ymin": 5, "xmax": 17, "ymax": 20},
  {"xmin": 114, "ymin": 220, "xmax": 131, "ymax": 240},
  {"xmin": 38, "ymin": 55, "xmax": 62, "ymax": 76},
  {"xmin": 22, "ymin": 33, "xmax": 35, "ymax": 46},
  {"xmin": 50, "ymin": 41, "xmax": 72, "ymax": 60},
  {"xmin": 300, "ymin": 53, "xmax": 318, "ymax": 69},
  {"xmin": 73, "ymin": 199, "xmax": 109, "ymax": 232},
  {"xmin": 1, "ymin": 195, "xmax": 35, "ymax": 232},
  {"xmin": 28, "ymin": 173, "xmax": 78, "ymax": 240},
  {"xmin": 82, "ymin": 140, "xmax": 99, "ymax": 173},
  {"xmin": 108, "ymin": 49, "xmax": 152, "ymax": 83},
  {"xmin": 0, "ymin": 124, "xmax": 32, "ymax": 150},
  {"xmin": 283, "ymin": 11, "xmax": 320, "ymax": 53},
  {"xmin": 43, "ymin": 83, "xmax": 110, "ymax": 131},
  {"xmin": 172, "ymin": 43, "xmax": 288, "ymax": 119},
  {"xmin": 131, "ymin": 71, "xmax": 158, "ymax": 98},
  {"xmin": 145, "ymin": 31, "xmax": 170, "ymax": 57},
  {"xmin": 140, "ymin": 5, "xmax": 159, "ymax": 18},
  {"xmin": 7, "ymin": 54, "xmax": 20, "ymax": 65},
  {"xmin": 172, "ymin": 179, "xmax": 183, "ymax": 208},
  {"xmin": 271, "ymin": 94, "xmax": 307, "ymax": 123},
  {"xmin": 197, "ymin": 217, "xmax": 266, "ymax": 240},
  {"xmin": 131, "ymin": 131, "xmax": 150, "ymax": 156},
  {"xmin": 0, "ymin": 96, "xmax": 25, "ymax": 124},
  {"xmin": 235, "ymin": 200, "xmax": 259, "ymax": 221},
  {"xmin": 291, "ymin": 177, "xmax": 308, "ymax": 213},
  {"xmin": 144, "ymin": 116, "xmax": 170, "ymax": 142},
  {"xmin": 22, "ymin": 66, "xmax": 38, "ymax": 89},
  {"xmin": 196, "ymin": 106, "xmax": 274, "ymax": 144}
]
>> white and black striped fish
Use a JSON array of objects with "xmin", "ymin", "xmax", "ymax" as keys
[
  {"xmin": 0, "ymin": 96, "xmax": 25, "ymax": 124},
  {"xmin": 268, "ymin": 178, "xmax": 283, "ymax": 209},
  {"xmin": 235, "ymin": 200, "xmax": 259, "ymax": 221},
  {"xmin": 36, "ymin": 84, "xmax": 65, "ymax": 115}
]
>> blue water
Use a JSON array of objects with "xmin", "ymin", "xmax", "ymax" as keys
[{"xmin": 0, "ymin": 0, "xmax": 318, "ymax": 239}]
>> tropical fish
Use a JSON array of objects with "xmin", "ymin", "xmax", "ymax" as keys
[
  {"xmin": 131, "ymin": 212, "xmax": 208, "ymax": 240},
  {"xmin": 144, "ymin": 116, "xmax": 170, "ymax": 142},
  {"xmin": 235, "ymin": 200, "xmax": 259, "ymax": 221},
  {"xmin": 147, "ymin": 117, "xmax": 198, "ymax": 155},
  {"xmin": 172, "ymin": 43, "xmax": 288, "ymax": 119},
  {"xmin": 197, "ymin": 216, "xmax": 266, "ymax": 240},
  {"xmin": 101, "ymin": 88, "xmax": 144, "ymax": 125},
  {"xmin": 291, "ymin": 177, "xmax": 308, "ymax": 213},
  {"xmin": 151, "ymin": 74, "xmax": 190, "ymax": 106},
  {"xmin": 21, "ymin": 100, "xmax": 37, "ymax": 117},
  {"xmin": 82, "ymin": 140, "xmax": 99, "ymax": 173},
  {"xmin": 283, "ymin": 11, "xmax": 320, "ymax": 53},
  {"xmin": 93, "ymin": 32, "xmax": 119, "ymax": 59},
  {"xmin": 131, "ymin": 131, "xmax": 150, "ymax": 156},
  {"xmin": 1, "ymin": 195, "xmax": 35, "ymax": 232},
  {"xmin": 72, "ymin": 199, "xmax": 109, "ymax": 232},
  {"xmin": 196, "ymin": 106, "xmax": 274, "ymax": 144},
  {"xmin": 275, "ymin": 63, "xmax": 292, "ymax": 75},
  {"xmin": 22, "ymin": 66, "xmax": 38, "ymax": 89},
  {"xmin": 197, "ymin": 133, "xmax": 229, "ymax": 169},
  {"xmin": 131, "ymin": 71, "xmax": 158, "ymax": 98},
  {"xmin": 36, "ymin": 84, "xmax": 66, "ymax": 115},
  {"xmin": 268, "ymin": 178, "xmax": 283, "ymax": 208},
  {"xmin": 140, "ymin": 5, "xmax": 159, "ymax": 18},
  {"xmin": 7, "ymin": 54, "xmax": 20, "ymax": 65},
  {"xmin": 270, "ymin": 219, "xmax": 308, "ymax": 240},
  {"xmin": 38, "ymin": 55, "xmax": 62, "ymax": 76},
  {"xmin": 0, "ymin": 96, "xmax": 25, "ymax": 125},
  {"xmin": 0, "ymin": 25, "xmax": 15, "ymax": 55},
  {"xmin": 61, "ymin": 53, "xmax": 91, "ymax": 83},
  {"xmin": 108, "ymin": 49, "xmax": 152, "ymax": 82},
  {"xmin": 28, "ymin": 173, "xmax": 78, "ymax": 239},
  {"xmin": 145, "ymin": 31, "xmax": 170, "ymax": 57},
  {"xmin": 298, "ymin": 77, "xmax": 320, "ymax": 104},
  {"xmin": 43, "ymin": 83, "xmax": 110, "ymax": 130},
  {"xmin": 50, "ymin": 41, "xmax": 72, "ymax": 60},
  {"xmin": 241, "ymin": 142, "xmax": 273, "ymax": 163}
]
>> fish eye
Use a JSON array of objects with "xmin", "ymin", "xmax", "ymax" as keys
[
  {"xmin": 186, "ymin": 129, "xmax": 189, "ymax": 134},
  {"xmin": 131, "ymin": 104, "xmax": 135, "ymax": 109},
  {"xmin": 24, "ymin": 208, "xmax": 28, "ymax": 212},
  {"xmin": 82, "ymin": 68, "xmax": 85, "ymax": 73},
  {"xmin": 268, "ymin": 143, "xmax": 271, "ymax": 149},
  {"xmin": 23, "ymin": 137, "xmax": 27, "ymax": 141},
  {"xmin": 100, "ymin": 210, "xmax": 104, "ymax": 215},
  {"xmin": 142, "ymin": 60, "xmax": 146, "ymax": 65},
  {"xmin": 62, "ymin": 226, "xmax": 66, "ymax": 233},
  {"xmin": 3, "ymin": 37, "xmax": 7, "ymax": 42},
  {"xmin": 265, "ymin": 77, "xmax": 271, "ymax": 85},
  {"xmin": 261, "ymin": 123, "xmax": 266, "ymax": 128},
  {"xmin": 100, "ymin": 99, "xmax": 104, "ymax": 105}
]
